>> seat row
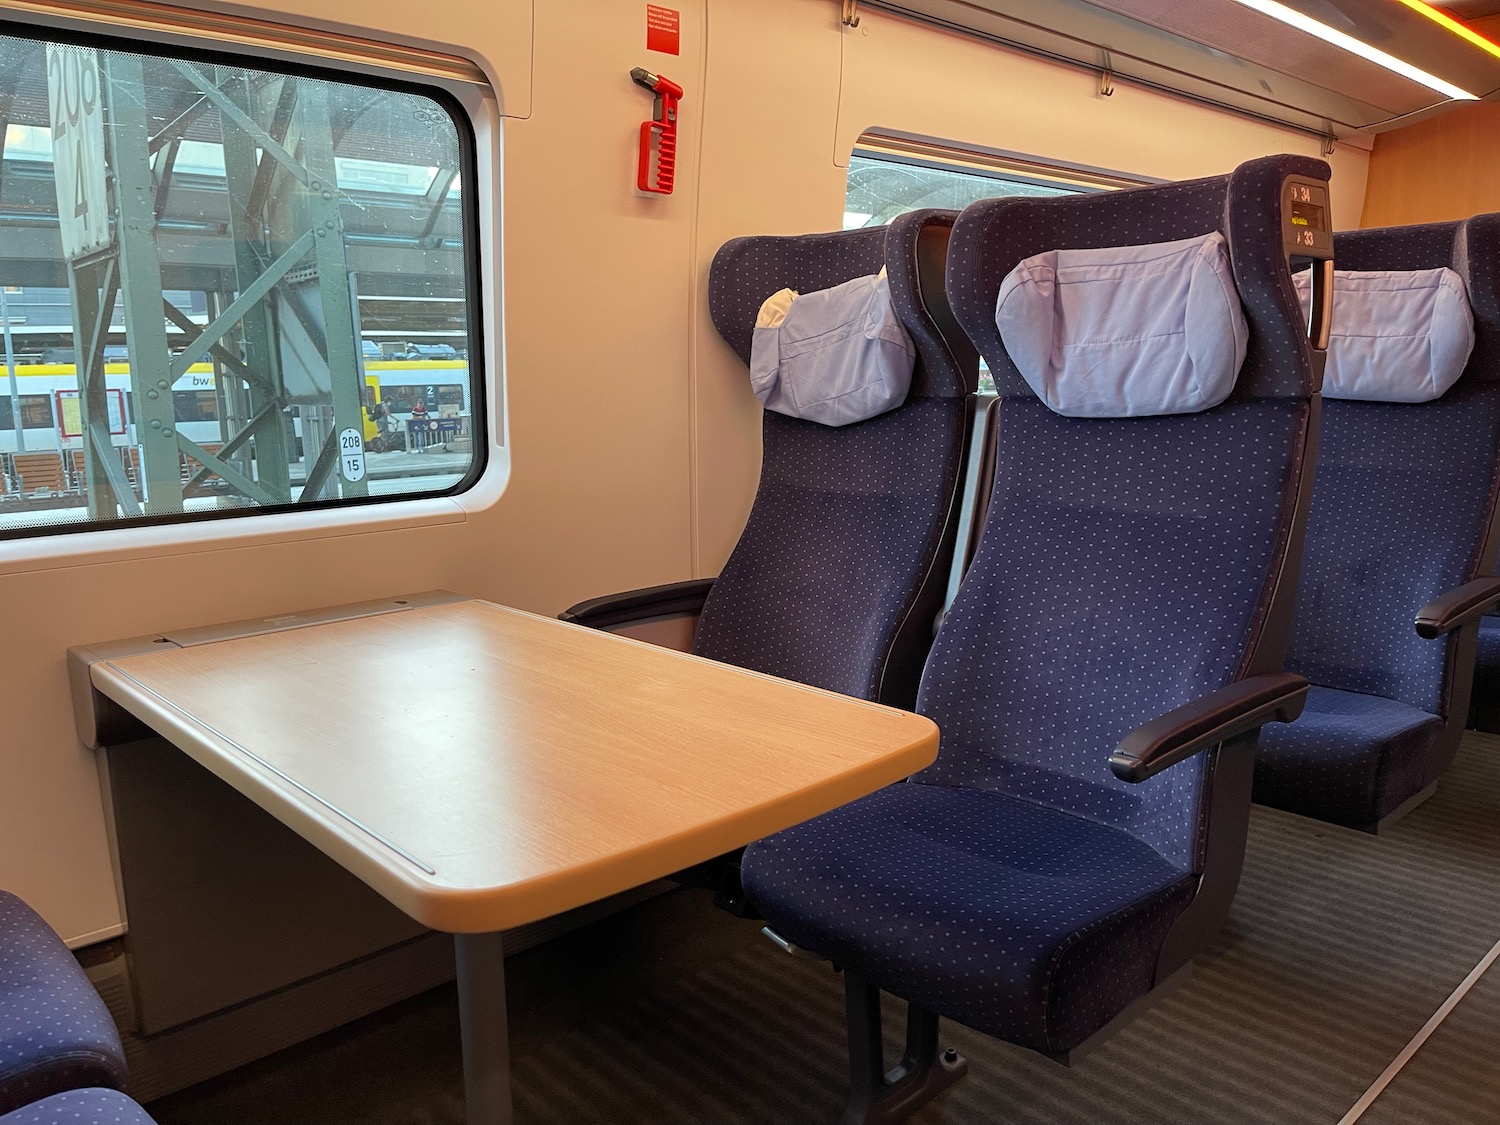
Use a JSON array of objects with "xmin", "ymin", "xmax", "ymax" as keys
[{"xmin": 565, "ymin": 155, "xmax": 1500, "ymax": 1120}]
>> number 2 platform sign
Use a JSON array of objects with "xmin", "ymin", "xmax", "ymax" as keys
[{"xmin": 45, "ymin": 45, "xmax": 111, "ymax": 261}]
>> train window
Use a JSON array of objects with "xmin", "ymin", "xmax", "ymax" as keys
[
  {"xmin": 846, "ymin": 137, "xmax": 1145, "ymax": 389},
  {"xmin": 845, "ymin": 154, "xmax": 1082, "ymax": 229},
  {"xmin": 173, "ymin": 391, "xmax": 220, "ymax": 425},
  {"xmin": 0, "ymin": 395, "xmax": 58, "ymax": 430},
  {"xmin": 0, "ymin": 26, "xmax": 482, "ymax": 538}
]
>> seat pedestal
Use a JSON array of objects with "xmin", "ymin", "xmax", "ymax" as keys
[
  {"xmin": 840, "ymin": 970, "xmax": 967, "ymax": 1125},
  {"xmin": 1374, "ymin": 780, "xmax": 1440, "ymax": 834}
]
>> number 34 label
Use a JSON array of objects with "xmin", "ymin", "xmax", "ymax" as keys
[{"xmin": 339, "ymin": 428, "xmax": 366, "ymax": 483}]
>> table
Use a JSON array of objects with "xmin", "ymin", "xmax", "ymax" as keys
[{"xmin": 72, "ymin": 593, "xmax": 939, "ymax": 1124}]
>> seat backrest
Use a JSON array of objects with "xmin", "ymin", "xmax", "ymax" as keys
[
  {"xmin": 930, "ymin": 155, "xmax": 1327, "ymax": 874},
  {"xmin": 1284, "ymin": 216, "xmax": 1500, "ymax": 726},
  {"xmin": 700, "ymin": 210, "xmax": 979, "ymax": 708}
]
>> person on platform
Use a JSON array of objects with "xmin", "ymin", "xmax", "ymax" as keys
[{"xmin": 409, "ymin": 398, "xmax": 431, "ymax": 452}]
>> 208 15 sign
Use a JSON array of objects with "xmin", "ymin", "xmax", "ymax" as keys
[{"xmin": 45, "ymin": 44, "xmax": 111, "ymax": 260}]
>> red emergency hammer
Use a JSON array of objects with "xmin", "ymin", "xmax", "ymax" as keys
[{"xmin": 631, "ymin": 67, "xmax": 683, "ymax": 195}]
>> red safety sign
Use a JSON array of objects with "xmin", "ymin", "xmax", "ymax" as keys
[{"xmin": 646, "ymin": 5, "xmax": 680, "ymax": 55}]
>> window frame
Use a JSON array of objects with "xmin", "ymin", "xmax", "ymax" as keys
[
  {"xmin": 0, "ymin": 10, "xmax": 503, "ymax": 562},
  {"xmin": 851, "ymin": 131, "xmax": 1158, "ymax": 196}
]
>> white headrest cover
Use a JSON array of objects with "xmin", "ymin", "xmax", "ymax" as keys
[
  {"xmin": 995, "ymin": 231, "xmax": 1247, "ymax": 418},
  {"xmin": 1293, "ymin": 267, "xmax": 1474, "ymax": 403},
  {"xmin": 749, "ymin": 272, "xmax": 915, "ymax": 427}
]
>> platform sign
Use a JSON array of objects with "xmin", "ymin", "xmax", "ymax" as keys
[
  {"xmin": 45, "ymin": 45, "xmax": 111, "ymax": 261},
  {"xmin": 56, "ymin": 389, "xmax": 127, "ymax": 438}
]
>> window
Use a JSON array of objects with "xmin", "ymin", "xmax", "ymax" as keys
[
  {"xmin": 173, "ymin": 391, "xmax": 220, "ymax": 424},
  {"xmin": 0, "ymin": 26, "xmax": 482, "ymax": 536},
  {"xmin": 845, "ymin": 153, "xmax": 1085, "ymax": 229},
  {"xmin": 377, "ymin": 384, "xmax": 467, "ymax": 414},
  {"xmin": 0, "ymin": 395, "xmax": 57, "ymax": 429},
  {"xmin": 845, "ymin": 136, "xmax": 1145, "ymax": 391}
]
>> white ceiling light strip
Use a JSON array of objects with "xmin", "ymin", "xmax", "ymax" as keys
[{"xmin": 1228, "ymin": 0, "xmax": 1477, "ymax": 100}]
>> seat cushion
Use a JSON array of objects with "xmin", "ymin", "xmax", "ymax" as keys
[
  {"xmin": 0, "ymin": 1090, "xmax": 155, "ymax": 1125},
  {"xmin": 1253, "ymin": 686, "xmax": 1442, "ymax": 828},
  {"xmin": 0, "ymin": 894, "xmax": 127, "ymax": 1115},
  {"xmin": 740, "ymin": 783, "xmax": 1195, "ymax": 1056}
]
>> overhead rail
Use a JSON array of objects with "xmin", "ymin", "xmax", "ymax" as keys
[{"xmin": 849, "ymin": 0, "xmax": 1500, "ymax": 139}]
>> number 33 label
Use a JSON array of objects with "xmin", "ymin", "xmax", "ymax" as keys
[{"xmin": 339, "ymin": 428, "xmax": 366, "ymax": 482}]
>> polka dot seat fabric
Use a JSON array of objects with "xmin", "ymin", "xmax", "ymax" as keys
[
  {"xmin": 0, "ymin": 893, "xmax": 127, "ymax": 1115},
  {"xmin": 743, "ymin": 155, "xmax": 1326, "ymax": 1060},
  {"xmin": 0, "ymin": 1090, "xmax": 156, "ymax": 1125},
  {"xmin": 700, "ymin": 210, "xmax": 979, "ymax": 708},
  {"xmin": 1254, "ymin": 216, "xmax": 1500, "ymax": 831}
]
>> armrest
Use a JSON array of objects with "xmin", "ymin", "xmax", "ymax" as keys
[
  {"xmin": 1415, "ymin": 577, "xmax": 1500, "ymax": 640},
  {"xmin": 559, "ymin": 578, "xmax": 717, "ymax": 630},
  {"xmin": 1109, "ymin": 672, "xmax": 1309, "ymax": 784}
]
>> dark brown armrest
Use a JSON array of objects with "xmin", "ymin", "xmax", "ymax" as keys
[
  {"xmin": 1414, "ymin": 577, "xmax": 1500, "ymax": 640},
  {"xmin": 559, "ymin": 578, "xmax": 716, "ymax": 630},
  {"xmin": 1109, "ymin": 672, "xmax": 1309, "ymax": 784}
]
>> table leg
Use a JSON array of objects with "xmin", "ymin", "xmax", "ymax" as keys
[{"xmin": 455, "ymin": 932, "xmax": 513, "ymax": 1125}]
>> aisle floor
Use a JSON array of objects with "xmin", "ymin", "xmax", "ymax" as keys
[{"xmin": 149, "ymin": 735, "xmax": 1500, "ymax": 1125}]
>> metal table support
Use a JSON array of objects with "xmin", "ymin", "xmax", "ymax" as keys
[{"xmin": 456, "ymin": 932, "xmax": 513, "ymax": 1125}]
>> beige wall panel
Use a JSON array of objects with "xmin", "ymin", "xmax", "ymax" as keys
[
  {"xmin": 1361, "ymin": 103, "xmax": 1500, "ymax": 228},
  {"xmin": 0, "ymin": 0, "xmax": 702, "ymax": 940},
  {"xmin": 690, "ymin": 5, "xmax": 1369, "ymax": 577},
  {"xmin": 448, "ymin": 0, "xmax": 702, "ymax": 613},
  {"xmin": 690, "ymin": 0, "xmax": 846, "ymax": 573}
]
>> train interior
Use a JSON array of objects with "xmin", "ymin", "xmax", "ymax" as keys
[{"xmin": 2, "ymin": 0, "xmax": 1500, "ymax": 1122}]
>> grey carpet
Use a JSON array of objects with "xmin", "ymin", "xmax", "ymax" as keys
[
  {"xmin": 1358, "ymin": 948, "xmax": 1500, "ymax": 1125},
  {"xmin": 150, "ymin": 735, "xmax": 1500, "ymax": 1125}
]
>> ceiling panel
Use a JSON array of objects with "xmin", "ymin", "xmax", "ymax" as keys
[{"xmin": 867, "ymin": 0, "xmax": 1500, "ymax": 136}]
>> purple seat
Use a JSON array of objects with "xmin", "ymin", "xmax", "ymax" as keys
[
  {"xmin": 1254, "ymin": 215, "xmax": 1500, "ymax": 830},
  {"xmin": 0, "ymin": 893, "xmax": 127, "ymax": 1115},
  {"xmin": 743, "ymin": 155, "xmax": 1328, "ymax": 1123},
  {"xmin": 0, "ymin": 1090, "xmax": 155, "ymax": 1125},
  {"xmin": 564, "ymin": 210, "xmax": 980, "ymax": 711}
]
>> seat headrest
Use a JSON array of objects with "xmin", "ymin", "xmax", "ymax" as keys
[
  {"xmin": 995, "ymin": 232, "xmax": 1247, "ymax": 418},
  {"xmin": 948, "ymin": 154, "xmax": 1331, "ymax": 406},
  {"xmin": 1293, "ymin": 267, "xmax": 1475, "ymax": 403},
  {"xmin": 708, "ymin": 210, "xmax": 977, "ymax": 400},
  {"xmin": 749, "ymin": 271, "xmax": 916, "ymax": 426}
]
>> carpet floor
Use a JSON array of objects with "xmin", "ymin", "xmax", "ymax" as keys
[{"xmin": 149, "ymin": 734, "xmax": 1500, "ymax": 1125}]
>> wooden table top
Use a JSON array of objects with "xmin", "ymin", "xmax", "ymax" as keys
[{"xmin": 89, "ymin": 598, "xmax": 939, "ymax": 933}]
